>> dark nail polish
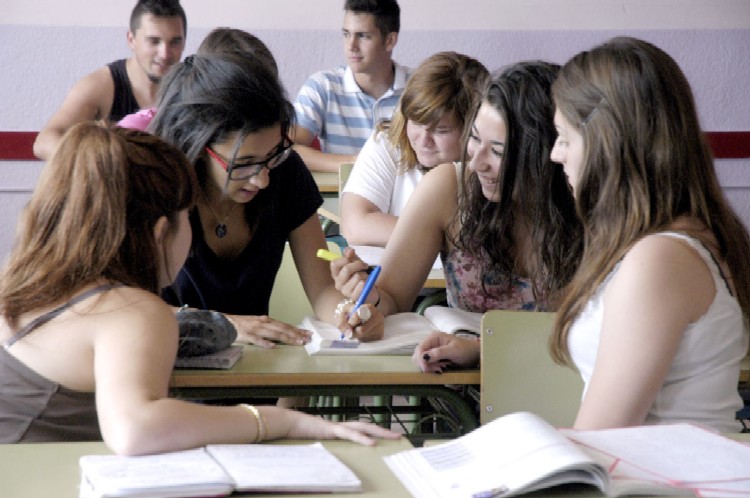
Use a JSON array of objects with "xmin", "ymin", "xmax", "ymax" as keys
[{"xmin": 422, "ymin": 353, "xmax": 431, "ymax": 361}]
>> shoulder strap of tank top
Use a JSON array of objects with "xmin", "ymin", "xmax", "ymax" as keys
[
  {"xmin": 3, "ymin": 283, "xmax": 124, "ymax": 349},
  {"xmin": 658, "ymin": 231, "xmax": 733, "ymax": 297}
]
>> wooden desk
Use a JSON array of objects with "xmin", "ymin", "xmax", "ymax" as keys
[
  {"xmin": 422, "ymin": 270, "xmax": 446, "ymax": 289},
  {"xmin": 0, "ymin": 439, "xmax": 414, "ymax": 498},
  {"xmin": 312, "ymin": 171, "xmax": 339, "ymax": 194},
  {"xmin": 318, "ymin": 195, "xmax": 341, "ymax": 224},
  {"xmin": 171, "ymin": 345, "xmax": 480, "ymax": 441}
]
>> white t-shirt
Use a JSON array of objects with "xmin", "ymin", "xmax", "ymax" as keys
[
  {"xmin": 569, "ymin": 232, "xmax": 749, "ymax": 433},
  {"xmin": 343, "ymin": 131, "xmax": 424, "ymax": 215}
]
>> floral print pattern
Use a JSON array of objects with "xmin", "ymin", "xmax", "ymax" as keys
[{"xmin": 441, "ymin": 248, "xmax": 544, "ymax": 312}]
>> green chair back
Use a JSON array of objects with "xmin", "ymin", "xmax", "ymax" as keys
[{"xmin": 480, "ymin": 310, "xmax": 583, "ymax": 428}]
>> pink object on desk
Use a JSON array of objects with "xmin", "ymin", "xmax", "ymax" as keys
[{"xmin": 117, "ymin": 107, "xmax": 157, "ymax": 131}]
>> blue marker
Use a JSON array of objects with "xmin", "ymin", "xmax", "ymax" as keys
[
  {"xmin": 351, "ymin": 265, "xmax": 381, "ymax": 317},
  {"xmin": 342, "ymin": 265, "xmax": 381, "ymax": 339}
]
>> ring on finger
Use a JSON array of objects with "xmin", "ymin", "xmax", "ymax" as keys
[{"xmin": 356, "ymin": 306, "xmax": 371, "ymax": 322}]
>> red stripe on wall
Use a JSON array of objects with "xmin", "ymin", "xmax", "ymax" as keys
[
  {"xmin": 0, "ymin": 132, "xmax": 38, "ymax": 160},
  {"xmin": 705, "ymin": 132, "xmax": 750, "ymax": 160},
  {"xmin": 0, "ymin": 131, "xmax": 748, "ymax": 161}
]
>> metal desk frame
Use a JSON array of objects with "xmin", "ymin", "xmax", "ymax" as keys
[{"xmin": 171, "ymin": 345, "xmax": 480, "ymax": 445}]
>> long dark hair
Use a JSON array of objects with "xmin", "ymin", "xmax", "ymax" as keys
[
  {"xmin": 149, "ymin": 52, "xmax": 293, "ymax": 226},
  {"xmin": 455, "ymin": 61, "xmax": 582, "ymax": 305}
]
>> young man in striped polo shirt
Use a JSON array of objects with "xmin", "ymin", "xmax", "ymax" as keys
[{"xmin": 292, "ymin": 0, "xmax": 409, "ymax": 173}]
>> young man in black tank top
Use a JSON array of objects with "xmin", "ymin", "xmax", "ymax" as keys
[{"xmin": 33, "ymin": 0, "xmax": 186, "ymax": 160}]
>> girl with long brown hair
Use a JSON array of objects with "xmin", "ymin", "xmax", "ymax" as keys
[
  {"xmin": 550, "ymin": 37, "xmax": 750, "ymax": 432},
  {"xmin": 0, "ymin": 123, "xmax": 399, "ymax": 452}
]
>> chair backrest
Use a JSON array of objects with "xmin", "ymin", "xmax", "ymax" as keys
[
  {"xmin": 268, "ymin": 241, "xmax": 342, "ymax": 326},
  {"xmin": 480, "ymin": 310, "xmax": 584, "ymax": 428},
  {"xmin": 338, "ymin": 163, "xmax": 354, "ymax": 194}
]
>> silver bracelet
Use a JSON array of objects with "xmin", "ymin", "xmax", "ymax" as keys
[{"xmin": 334, "ymin": 298, "xmax": 354, "ymax": 318}]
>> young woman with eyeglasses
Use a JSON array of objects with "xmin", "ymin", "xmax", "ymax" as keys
[{"xmin": 149, "ymin": 53, "xmax": 381, "ymax": 347}]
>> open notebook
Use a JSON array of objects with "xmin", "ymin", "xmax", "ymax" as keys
[
  {"xmin": 79, "ymin": 443, "xmax": 361, "ymax": 498},
  {"xmin": 303, "ymin": 306, "xmax": 481, "ymax": 355}
]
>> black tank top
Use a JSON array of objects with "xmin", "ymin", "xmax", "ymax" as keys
[{"xmin": 107, "ymin": 59, "xmax": 140, "ymax": 122}]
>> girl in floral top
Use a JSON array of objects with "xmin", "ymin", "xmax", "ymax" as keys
[{"xmin": 331, "ymin": 61, "xmax": 582, "ymax": 364}]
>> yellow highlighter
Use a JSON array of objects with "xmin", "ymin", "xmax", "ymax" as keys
[{"xmin": 316, "ymin": 249, "xmax": 340, "ymax": 262}]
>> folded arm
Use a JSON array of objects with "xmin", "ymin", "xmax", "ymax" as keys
[{"xmin": 95, "ymin": 289, "xmax": 399, "ymax": 456}]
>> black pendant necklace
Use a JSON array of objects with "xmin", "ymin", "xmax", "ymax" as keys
[{"xmin": 200, "ymin": 190, "xmax": 234, "ymax": 239}]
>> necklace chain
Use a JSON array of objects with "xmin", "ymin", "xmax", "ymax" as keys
[{"xmin": 199, "ymin": 189, "xmax": 234, "ymax": 239}]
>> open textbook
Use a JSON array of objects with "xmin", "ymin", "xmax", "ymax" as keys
[
  {"xmin": 384, "ymin": 411, "xmax": 750, "ymax": 498},
  {"xmin": 303, "ymin": 306, "xmax": 481, "ymax": 355},
  {"xmin": 79, "ymin": 442, "xmax": 361, "ymax": 498}
]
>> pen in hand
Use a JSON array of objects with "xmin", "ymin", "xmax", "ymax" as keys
[
  {"xmin": 344, "ymin": 265, "xmax": 381, "ymax": 339},
  {"xmin": 317, "ymin": 248, "xmax": 379, "ymax": 340}
]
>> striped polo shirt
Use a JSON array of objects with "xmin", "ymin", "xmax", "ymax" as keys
[{"xmin": 293, "ymin": 62, "xmax": 410, "ymax": 154}]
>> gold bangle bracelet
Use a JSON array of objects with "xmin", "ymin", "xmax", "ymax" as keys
[
  {"xmin": 256, "ymin": 407, "xmax": 267, "ymax": 442},
  {"xmin": 240, "ymin": 404, "xmax": 265, "ymax": 443}
]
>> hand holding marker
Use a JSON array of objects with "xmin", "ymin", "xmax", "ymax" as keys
[
  {"xmin": 343, "ymin": 265, "xmax": 381, "ymax": 339},
  {"xmin": 316, "ymin": 249, "xmax": 381, "ymax": 339},
  {"xmin": 316, "ymin": 249, "xmax": 340, "ymax": 262},
  {"xmin": 350, "ymin": 265, "xmax": 381, "ymax": 320}
]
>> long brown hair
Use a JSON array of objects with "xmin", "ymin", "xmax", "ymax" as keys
[
  {"xmin": 0, "ymin": 123, "xmax": 197, "ymax": 327},
  {"xmin": 455, "ymin": 61, "xmax": 582, "ymax": 306},
  {"xmin": 550, "ymin": 37, "xmax": 750, "ymax": 365},
  {"xmin": 385, "ymin": 51, "xmax": 489, "ymax": 173}
]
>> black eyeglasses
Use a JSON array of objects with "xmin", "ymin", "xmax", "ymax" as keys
[{"xmin": 205, "ymin": 138, "xmax": 292, "ymax": 181}]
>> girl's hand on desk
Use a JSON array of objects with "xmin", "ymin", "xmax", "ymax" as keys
[
  {"xmin": 229, "ymin": 314, "xmax": 312, "ymax": 348},
  {"xmin": 331, "ymin": 247, "xmax": 370, "ymax": 299},
  {"xmin": 279, "ymin": 408, "xmax": 402, "ymax": 446},
  {"xmin": 336, "ymin": 303, "xmax": 385, "ymax": 342},
  {"xmin": 412, "ymin": 332, "xmax": 480, "ymax": 374}
]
